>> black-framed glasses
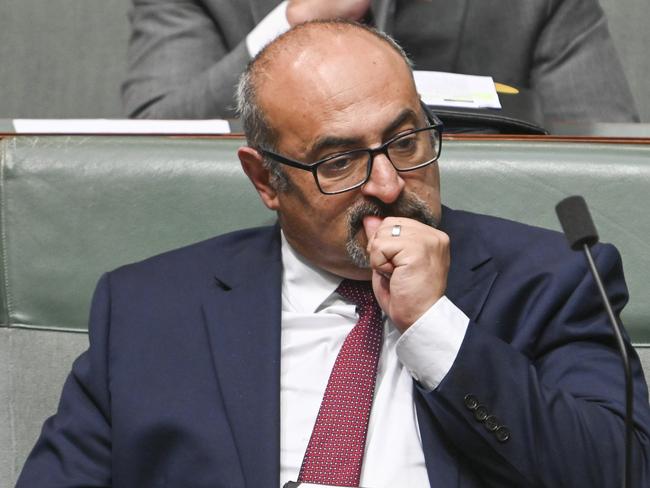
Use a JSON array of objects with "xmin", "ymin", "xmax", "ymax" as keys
[{"xmin": 259, "ymin": 105, "xmax": 443, "ymax": 195}]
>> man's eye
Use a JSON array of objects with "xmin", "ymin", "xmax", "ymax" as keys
[
  {"xmin": 391, "ymin": 134, "xmax": 418, "ymax": 152},
  {"xmin": 320, "ymin": 156, "xmax": 354, "ymax": 174}
]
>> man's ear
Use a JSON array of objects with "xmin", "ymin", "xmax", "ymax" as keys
[{"xmin": 238, "ymin": 146, "xmax": 280, "ymax": 210}]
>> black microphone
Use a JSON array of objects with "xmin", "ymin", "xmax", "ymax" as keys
[{"xmin": 555, "ymin": 195, "xmax": 634, "ymax": 488}]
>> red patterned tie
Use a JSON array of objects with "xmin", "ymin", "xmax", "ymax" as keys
[{"xmin": 298, "ymin": 279, "xmax": 384, "ymax": 487}]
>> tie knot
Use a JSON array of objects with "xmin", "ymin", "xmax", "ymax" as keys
[{"xmin": 336, "ymin": 279, "xmax": 379, "ymax": 312}]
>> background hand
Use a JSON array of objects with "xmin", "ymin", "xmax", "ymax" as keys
[
  {"xmin": 286, "ymin": 0, "xmax": 372, "ymax": 26},
  {"xmin": 363, "ymin": 216, "xmax": 450, "ymax": 332}
]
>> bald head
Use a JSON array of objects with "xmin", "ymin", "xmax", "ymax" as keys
[
  {"xmin": 253, "ymin": 20, "xmax": 412, "ymax": 78},
  {"xmin": 237, "ymin": 20, "xmax": 415, "ymax": 151}
]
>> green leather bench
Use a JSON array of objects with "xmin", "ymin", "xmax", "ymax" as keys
[{"xmin": 1, "ymin": 135, "xmax": 649, "ymax": 485}]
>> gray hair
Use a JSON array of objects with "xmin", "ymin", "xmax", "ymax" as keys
[
  {"xmin": 235, "ymin": 19, "xmax": 414, "ymax": 191},
  {"xmin": 236, "ymin": 67, "xmax": 289, "ymax": 190}
]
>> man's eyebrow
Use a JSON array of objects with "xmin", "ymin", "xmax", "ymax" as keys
[
  {"xmin": 309, "ymin": 135, "xmax": 364, "ymax": 160},
  {"xmin": 308, "ymin": 108, "xmax": 422, "ymax": 160},
  {"xmin": 382, "ymin": 108, "xmax": 420, "ymax": 137}
]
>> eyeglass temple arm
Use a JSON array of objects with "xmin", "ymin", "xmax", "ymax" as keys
[
  {"xmin": 260, "ymin": 149, "xmax": 314, "ymax": 171},
  {"xmin": 420, "ymin": 100, "xmax": 444, "ymax": 131}
]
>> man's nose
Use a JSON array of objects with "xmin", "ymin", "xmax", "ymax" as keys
[{"xmin": 360, "ymin": 153, "xmax": 405, "ymax": 203}]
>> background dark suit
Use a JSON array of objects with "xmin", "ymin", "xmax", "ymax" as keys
[
  {"xmin": 17, "ymin": 208, "xmax": 650, "ymax": 487},
  {"xmin": 122, "ymin": 0, "xmax": 639, "ymax": 124}
]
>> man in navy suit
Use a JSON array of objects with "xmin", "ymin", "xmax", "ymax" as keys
[{"xmin": 19, "ymin": 20, "xmax": 650, "ymax": 487}]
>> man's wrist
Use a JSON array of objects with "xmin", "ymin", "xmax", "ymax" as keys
[{"xmin": 396, "ymin": 296, "xmax": 469, "ymax": 391}]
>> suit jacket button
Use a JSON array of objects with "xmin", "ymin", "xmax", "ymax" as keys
[
  {"xmin": 474, "ymin": 405, "xmax": 488, "ymax": 422},
  {"xmin": 484, "ymin": 415, "xmax": 499, "ymax": 432},
  {"xmin": 464, "ymin": 394, "xmax": 479, "ymax": 410},
  {"xmin": 495, "ymin": 426, "xmax": 511, "ymax": 443}
]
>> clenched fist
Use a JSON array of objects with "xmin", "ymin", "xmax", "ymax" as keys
[{"xmin": 364, "ymin": 216, "xmax": 450, "ymax": 332}]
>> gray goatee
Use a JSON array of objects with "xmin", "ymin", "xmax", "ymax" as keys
[{"xmin": 345, "ymin": 193, "xmax": 439, "ymax": 268}]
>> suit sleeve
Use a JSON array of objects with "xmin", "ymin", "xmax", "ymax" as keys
[
  {"xmin": 121, "ymin": 0, "xmax": 255, "ymax": 119},
  {"xmin": 16, "ymin": 274, "xmax": 113, "ymax": 487},
  {"xmin": 420, "ymin": 244, "xmax": 650, "ymax": 487},
  {"xmin": 531, "ymin": 0, "xmax": 638, "ymax": 123}
]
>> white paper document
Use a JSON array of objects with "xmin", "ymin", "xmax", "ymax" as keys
[
  {"xmin": 413, "ymin": 71, "xmax": 502, "ymax": 109},
  {"xmin": 12, "ymin": 119, "xmax": 232, "ymax": 134}
]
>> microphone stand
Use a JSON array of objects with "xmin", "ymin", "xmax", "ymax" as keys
[
  {"xmin": 581, "ymin": 243, "xmax": 634, "ymax": 488},
  {"xmin": 557, "ymin": 195, "xmax": 634, "ymax": 488}
]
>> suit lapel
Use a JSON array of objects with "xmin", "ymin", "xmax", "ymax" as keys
[
  {"xmin": 201, "ymin": 226, "xmax": 283, "ymax": 487},
  {"xmin": 417, "ymin": 207, "xmax": 498, "ymax": 486},
  {"xmin": 441, "ymin": 206, "xmax": 498, "ymax": 323}
]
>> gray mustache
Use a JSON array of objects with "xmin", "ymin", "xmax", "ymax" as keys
[{"xmin": 347, "ymin": 195, "xmax": 438, "ymax": 238}]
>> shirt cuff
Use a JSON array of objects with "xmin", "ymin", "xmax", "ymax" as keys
[
  {"xmin": 395, "ymin": 296, "xmax": 469, "ymax": 391},
  {"xmin": 246, "ymin": 1, "xmax": 290, "ymax": 58}
]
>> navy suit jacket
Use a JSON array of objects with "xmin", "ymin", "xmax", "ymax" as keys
[{"xmin": 17, "ymin": 208, "xmax": 650, "ymax": 487}]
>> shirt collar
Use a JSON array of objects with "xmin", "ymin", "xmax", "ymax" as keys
[{"xmin": 281, "ymin": 231, "xmax": 342, "ymax": 313}]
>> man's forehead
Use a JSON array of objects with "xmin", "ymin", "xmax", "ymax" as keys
[{"xmin": 253, "ymin": 26, "xmax": 416, "ymax": 136}]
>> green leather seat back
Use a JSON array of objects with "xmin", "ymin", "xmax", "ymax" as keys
[
  {"xmin": 2, "ymin": 136, "xmax": 649, "ymax": 342},
  {"xmin": 1, "ymin": 137, "xmax": 269, "ymax": 332}
]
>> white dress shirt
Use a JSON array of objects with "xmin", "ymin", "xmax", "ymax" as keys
[
  {"xmin": 246, "ymin": 2, "xmax": 290, "ymax": 58},
  {"xmin": 279, "ymin": 233, "xmax": 469, "ymax": 487}
]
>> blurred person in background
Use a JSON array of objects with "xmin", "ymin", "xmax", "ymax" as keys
[{"xmin": 122, "ymin": 0, "xmax": 638, "ymax": 125}]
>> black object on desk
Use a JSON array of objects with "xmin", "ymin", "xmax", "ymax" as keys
[{"xmin": 429, "ymin": 85, "xmax": 547, "ymax": 135}]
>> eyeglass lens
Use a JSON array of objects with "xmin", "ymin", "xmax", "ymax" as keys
[{"xmin": 316, "ymin": 127, "xmax": 440, "ymax": 193}]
